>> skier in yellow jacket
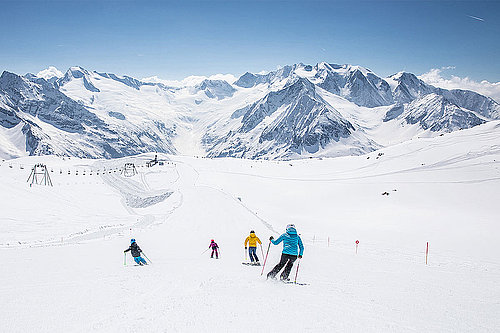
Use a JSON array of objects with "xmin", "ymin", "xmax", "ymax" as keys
[{"xmin": 244, "ymin": 230, "xmax": 262, "ymax": 265}]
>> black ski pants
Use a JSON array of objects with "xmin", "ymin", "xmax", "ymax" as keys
[{"xmin": 267, "ymin": 253, "xmax": 297, "ymax": 280}]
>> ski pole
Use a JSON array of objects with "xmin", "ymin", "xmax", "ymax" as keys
[
  {"xmin": 294, "ymin": 258, "xmax": 301, "ymax": 284},
  {"xmin": 244, "ymin": 247, "xmax": 248, "ymax": 261},
  {"xmin": 124, "ymin": 253, "xmax": 127, "ymax": 266},
  {"xmin": 260, "ymin": 244, "xmax": 264, "ymax": 260},
  {"xmin": 142, "ymin": 252, "xmax": 153, "ymax": 264},
  {"xmin": 261, "ymin": 241, "xmax": 271, "ymax": 276},
  {"xmin": 201, "ymin": 248, "xmax": 209, "ymax": 255}
]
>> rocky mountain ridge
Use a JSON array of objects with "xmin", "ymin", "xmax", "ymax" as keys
[{"xmin": 1, "ymin": 62, "xmax": 498, "ymax": 160}]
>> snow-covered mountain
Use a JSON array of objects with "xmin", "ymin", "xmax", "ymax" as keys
[
  {"xmin": 205, "ymin": 77, "xmax": 364, "ymax": 159},
  {"xmin": 0, "ymin": 69, "xmax": 177, "ymax": 158},
  {"xmin": 1, "ymin": 62, "xmax": 499, "ymax": 160},
  {"xmin": 193, "ymin": 79, "xmax": 236, "ymax": 100},
  {"xmin": 204, "ymin": 63, "xmax": 500, "ymax": 158}
]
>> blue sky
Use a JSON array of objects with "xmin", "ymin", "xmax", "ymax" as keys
[{"xmin": 0, "ymin": 0, "xmax": 499, "ymax": 82}]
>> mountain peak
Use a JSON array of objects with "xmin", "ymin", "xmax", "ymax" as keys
[
  {"xmin": 194, "ymin": 79, "xmax": 236, "ymax": 100},
  {"xmin": 58, "ymin": 66, "xmax": 100, "ymax": 92},
  {"xmin": 1, "ymin": 70, "xmax": 20, "ymax": 81},
  {"xmin": 66, "ymin": 66, "xmax": 91, "ymax": 77},
  {"xmin": 0, "ymin": 71, "xmax": 27, "ymax": 89},
  {"xmin": 36, "ymin": 66, "xmax": 63, "ymax": 81},
  {"xmin": 389, "ymin": 71, "xmax": 418, "ymax": 81}
]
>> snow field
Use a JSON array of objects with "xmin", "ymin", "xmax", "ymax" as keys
[{"xmin": 1, "ymin": 122, "xmax": 500, "ymax": 332}]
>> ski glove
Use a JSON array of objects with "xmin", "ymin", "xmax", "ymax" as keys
[
  {"xmin": 245, "ymin": 247, "xmax": 247, "ymax": 250},
  {"xmin": 269, "ymin": 236, "xmax": 274, "ymax": 241},
  {"xmin": 298, "ymin": 255, "xmax": 302, "ymax": 259}
]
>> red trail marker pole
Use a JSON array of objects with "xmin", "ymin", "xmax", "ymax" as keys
[
  {"xmin": 426, "ymin": 242, "xmax": 429, "ymax": 265},
  {"xmin": 261, "ymin": 241, "xmax": 272, "ymax": 276},
  {"xmin": 355, "ymin": 240, "xmax": 359, "ymax": 254}
]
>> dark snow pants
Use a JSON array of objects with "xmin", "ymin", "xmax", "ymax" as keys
[
  {"xmin": 248, "ymin": 247, "xmax": 259, "ymax": 262},
  {"xmin": 211, "ymin": 248, "xmax": 218, "ymax": 259},
  {"xmin": 267, "ymin": 253, "xmax": 297, "ymax": 280}
]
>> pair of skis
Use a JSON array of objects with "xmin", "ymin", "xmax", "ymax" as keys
[
  {"xmin": 243, "ymin": 243, "xmax": 265, "ymax": 264},
  {"xmin": 123, "ymin": 252, "xmax": 153, "ymax": 266}
]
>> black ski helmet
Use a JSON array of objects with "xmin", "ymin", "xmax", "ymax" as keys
[{"xmin": 250, "ymin": 230, "xmax": 255, "ymax": 233}]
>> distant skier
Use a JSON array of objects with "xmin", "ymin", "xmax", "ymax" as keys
[
  {"xmin": 209, "ymin": 239, "xmax": 219, "ymax": 259},
  {"xmin": 124, "ymin": 238, "xmax": 148, "ymax": 265},
  {"xmin": 244, "ymin": 230, "xmax": 262, "ymax": 265},
  {"xmin": 267, "ymin": 224, "xmax": 304, "ymax": 281}
]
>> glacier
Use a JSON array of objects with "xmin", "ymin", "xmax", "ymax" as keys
[{"xmin": 1, "ymin": 62, "xmax": 499, "ymax": 160}]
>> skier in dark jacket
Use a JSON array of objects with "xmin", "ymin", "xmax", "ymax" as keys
[
  {"xmin": 209, "ymin": 239, "xmax": 219, "ymax": 259},
  {"xmin": 267, "ymin": 224, "xmax": 304, "ymax": 281},
  {"xmin": 124, "ymin": 239, "xmax": 148, "ymax": 265}
]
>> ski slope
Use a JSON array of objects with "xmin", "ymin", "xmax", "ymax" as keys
[{"xmin": 1, "ymin": 121, "xmax": 500, "ymax": 332}]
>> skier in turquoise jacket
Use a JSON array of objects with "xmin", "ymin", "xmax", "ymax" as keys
[{"xmin": 267, "ymin": 224, "xmax": 304, "ymax": 281}]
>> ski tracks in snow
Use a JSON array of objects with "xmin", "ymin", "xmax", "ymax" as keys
[
  {"xmin": 173, "ymin": 158, "xmax": 279, "ymax": 234},
  {"xmin": 3, "ymin": 157, "xmax": 185, "ymax": 248},
  {"xmin": 96, "ymin": 160, "xmax": 183, "ymax": 237}
]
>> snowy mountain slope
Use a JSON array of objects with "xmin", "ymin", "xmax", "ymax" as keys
[
  {"xmin": 313, "ymin": 62, "xmax": 394, "ymax": 107},
  {"xmin": 235, "ymin": 62, "xmax": 394, "ymax": 108},
  {"xmin": 0, "ymin": 71, "xmax": 104, "ymax": 133},
  {"xmin": 388, "ymin": 72, "xmax": 500, "ymax": 118},
  {"xmin": 35, "ymin": 66, "xmax": 63, "ymax": 83},
  {"xmin": 230, "ymin": 64, "xmax": 500, "ymax": 152},
  {"xmin": 388, "ymin": 71, "xmax": 435, "ymax": 104},
  {"xmin": 387, "ymin": 93, "xmax": 485, "ymax": 131},
  {"xmin": 233, "ymin": 64, "xmax": 296, "ymax": 88},
  {"xmin": 1, "ymin": 62, "xmax": 500, "ymax": 160},
  {"xmin": 437, "ymin": 87, "xmax": 500, "ymax": 119},
  {"xmin": 192, "ymin": 79, "xmax": 236, "ymax": 100},
  {"xmin": 1, "ymin": 122, "xmax": 499, "ymax": 332},
  {"xmin": 0, "ymin": 69, "xmax": 178, "ymax": 158},
  {"xmin": 0, "ymin": 122, "xmax": 27, "ymax": 158},
  {"xmin": 205, "ymin": 77, "xmax": 371, "ymax": 159},
  {"xmin": 95, "ymin": 71, "xmax": 158, "ymax": 91}
]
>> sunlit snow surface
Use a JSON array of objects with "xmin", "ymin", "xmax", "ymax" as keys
[{"xmin": 1, "ymin": 121, "xmax": 499, "ymax": 332}]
